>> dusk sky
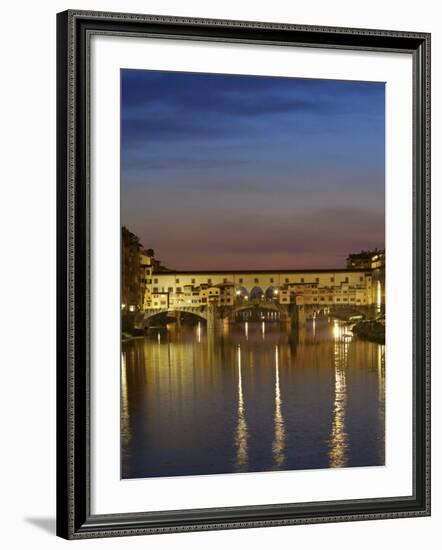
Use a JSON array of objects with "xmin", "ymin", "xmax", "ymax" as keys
[{"xmin": 121, "ymin": 69, "xmax": 385, "ymax": 270}]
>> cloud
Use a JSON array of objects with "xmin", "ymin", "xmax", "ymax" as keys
[
  {"xmin": 120, "ymin": 70, "xmax": 385, "ymax": 270},
  {"xmin": 121, "ymin": 69, "xmax": 384, "ymax": 147}
]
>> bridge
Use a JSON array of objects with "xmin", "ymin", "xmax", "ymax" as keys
[
  {"xmin": 135, "ymin": 300, "xmax": 369, "ymax": 329},
  {"xmin": 125, "ymin": 251, "xmax": 385, "ymax": 330}
]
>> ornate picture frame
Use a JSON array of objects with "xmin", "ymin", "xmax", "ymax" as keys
[{"xmin": 56, "ymin": 10, "xmax": 430, "ymax": 539}]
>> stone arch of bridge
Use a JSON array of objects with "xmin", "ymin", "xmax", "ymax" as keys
[
  {"xmin": 224, "ymin": 300, "xmax": 288, "ymax": 320},
  {"xmin": 141, "ymin": 308, "xmax": 208, "ymax": 328}
]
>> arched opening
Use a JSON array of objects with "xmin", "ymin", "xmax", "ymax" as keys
[
  {"xmin": 143, "ymin": 310, "xmax": 207, "ymax": 330},
  {"xmin": 265, "ymin": 286, "xmax": 278, "ymax": 301},
  {"xmin": 235, "ymin": 286, "xmax": 249, "ymax": 301},
  {"xmin": 249, "ymin": 286, "xmax": 264, "ymax": 301}
]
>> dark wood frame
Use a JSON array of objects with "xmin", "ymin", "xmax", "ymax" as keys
[{"xmin": 56, "ymin": 9, "xmax": 431, "ymax": 540}]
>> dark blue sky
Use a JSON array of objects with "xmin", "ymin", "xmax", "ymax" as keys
[{"xmin": 121, "ymin": 69, "xmax": 385, "ymax": 270}]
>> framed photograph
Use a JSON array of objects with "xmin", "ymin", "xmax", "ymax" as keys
[{"xmin": 56, "ymin": 10, "xmax": 431, "ymax": 539}]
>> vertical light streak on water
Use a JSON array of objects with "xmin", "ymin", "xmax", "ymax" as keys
[
  {"xmin": 329, "ymin": 322, "xmax": 349, "ymax": 468},
  {"xmin": 261, "ymin": 321, "xmax": 265, "ymax": 339},
  {"xmin": 245, "ymin": 321, "xmax": 248, "ymax": 340},
  {"xmin": 272, "ymin": 345, "xmax": 286, "ymax": 468},
  {"xmin": 235, "ymin": 344, "xmax": 249, "ymax": 472},
  {"xmin": 121, "ymin": 351, "xmax": 131, "ymax": 452},
  {"xmin": 197, "ymin": 321, "xmax": 201, "ymax": 343},
  {"xmin": 378, "ymin": 344, "xmax": 386, "ymax": 463}
]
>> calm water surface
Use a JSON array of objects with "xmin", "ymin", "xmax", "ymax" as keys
[{"xmin": 121, "ymin": 320, "xmax": 385, "ymax": 479}]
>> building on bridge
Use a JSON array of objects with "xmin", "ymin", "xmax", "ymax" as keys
[
  {"xmin": 346, "ymin": 249, "xmax": 385, "ymax": 270},
  {"xmin": 141, "ymin": 264, "xmax": 378, "ymax": 313}
]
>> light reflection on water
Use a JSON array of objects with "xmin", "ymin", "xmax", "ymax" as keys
[
  {"xmin": 121, "ymin": 320, "xmax": 385, "ymax": 479},
  {"xmin": 235, "ymin": 345, "xmax": 249, "ymax": 472},
  {"xmin": 328, "ymin": 321, "xmax": 350, "ymax": 468},
  {"xmin": 272, "ymin": 345, "xmax": 286, "ymax": 469}
]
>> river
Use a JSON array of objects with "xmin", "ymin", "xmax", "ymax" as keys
[{"xmin": 121, "ymin": 319, "xmax": 385, "ymax": 479}]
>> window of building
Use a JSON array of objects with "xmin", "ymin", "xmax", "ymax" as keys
[
  {"xmin": 153, "ymin": 288, "xmax": 158, "ymax": 294},
  {"xmin": 285, "ymin": 278, "xmax": 289, "ymax": 283},
  {"xmin": 330, "ymin": 277, "xmax": 334, "ymax": 283},
  {"xmin": 239, "ymin": 278, "xmax": 243, "ymax": 284},
  {"xmin": 254, "ymin": 278, "xmax": 259, "ymax": 284},
  {"xmin": 208, "ymin": 279, "xmax": 212, "ymax": 285},
  {"xmin": 360, "ymin": 276, "xmax": 364, "ymax": 281},
  {"xmin": 168, "ymin": 287, "xmax": 173, "ymax": 293},
  {"xmin": 270, "ymin": 278, "xmax": 274, "ymax": 283},
  {"xmin": 191, "ymin": 278, "xmax": 195, "ymax": 284},
  {"xmin": 344, "ymin": 277, "xmax": 349, "ymax": 283},
  {"xmin": 315, "ymin": 277, "xmax": 319, "ymax": 283},
  {"xmin": 301, "ymin": 278, "xmax": 304, "ymax": 283},
  {"xmin": 176, "ymin": 278, "xmax": 180, "ymax": 284},
  {"xmin": 176, "ymin": 287, "xmax": 182, "ymax": 293},
  {"xmin": 337, "ymin": 298, "xmax": 341, "ymax": 302}
]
